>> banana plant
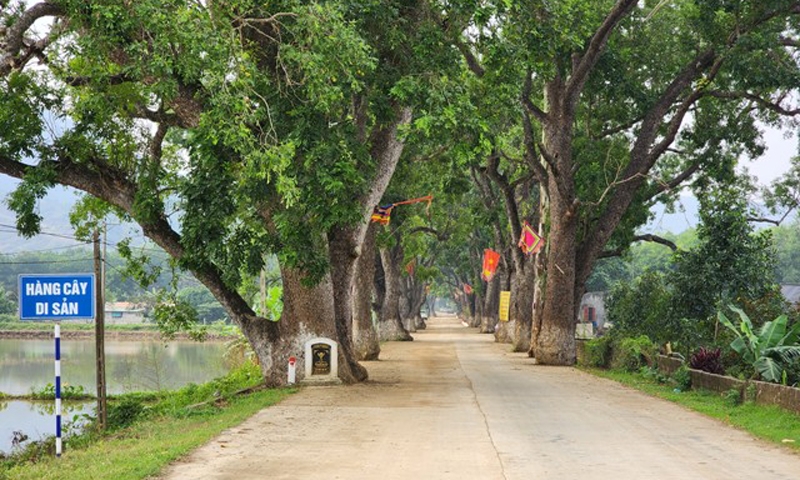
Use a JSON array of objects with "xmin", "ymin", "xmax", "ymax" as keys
[{"xmin": 717, "ymin": 305, "xmax": 800, "ymax": 383}]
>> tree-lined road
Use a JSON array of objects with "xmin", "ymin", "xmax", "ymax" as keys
[{"xmin": 160, "ymin": 316, "xmax": 800, "ymax": 479}]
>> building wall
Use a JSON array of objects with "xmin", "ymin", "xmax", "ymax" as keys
[
  {"xmin": 578, "ymin": 292, "xmax": 607, "ymax": 329},
  {"xmin": 104, "ymin": 310, "xmax": 145, "ymax": 325}
]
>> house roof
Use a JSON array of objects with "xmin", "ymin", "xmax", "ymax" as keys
[
  {"xmin": 105, "ymin": 302, "xmax": 145, "ymax": 312},
  {"xmin": 781, "ymin": 284, "xmax": 800, "ymax": 304}
]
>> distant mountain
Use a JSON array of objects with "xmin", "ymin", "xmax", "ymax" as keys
[
  {"xmin": 0, "ymin": 177, "xmax": 144, "ymax": 254},
  {"xmin": 645, "ymin": 196, "xmax": 700, "ymax": 234}
]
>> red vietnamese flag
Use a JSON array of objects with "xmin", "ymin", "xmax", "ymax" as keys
[
  {"xmin": 463, "ymin": 284, "xmax": 473, "ymax": 295},
  {"xmin": 482, "ymin": 249, "xmax": 501, "ymax": 282}
]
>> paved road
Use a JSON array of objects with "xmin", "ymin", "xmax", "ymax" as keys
[{"xmin": 160, "ymin": 316, "xmax": 800, "ymax": 479}]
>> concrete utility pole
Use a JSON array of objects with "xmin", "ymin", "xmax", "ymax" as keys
[{"xmin": 93, "ymin": 229, "xmax": 107, "ymax": 429}]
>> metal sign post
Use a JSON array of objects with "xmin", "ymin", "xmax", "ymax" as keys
[
  {"xmin": 18, "ymin": 273, "xmax": 96, "ymax": 457},
  {"xmin": 55, "ymin": 322, "xmax": 61, "ymax": 457}
]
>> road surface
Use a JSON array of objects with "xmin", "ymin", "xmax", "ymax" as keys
[{"xmin": 159, "ymin": 315, "xmax": 800, "ymax": 479}]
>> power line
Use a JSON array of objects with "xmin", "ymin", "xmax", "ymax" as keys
[
  {"xmin": 0, "ymin": 258, "xmax": 92, "ymax": 265},
  {"xmin": 0, "ymin": 243, "xmax": 89, "ymax": 254},
  {"xmin": 0, "ymin": 224, "xmax": 167, "ymax": 254},
  {"xmin": 0, "ymin": 224, "xmax": 89, "ymax": 243}
]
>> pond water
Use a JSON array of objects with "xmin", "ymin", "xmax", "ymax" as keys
[{"xmin": 0, "ymin": 337, "xmax": 230, "ymax": 454}]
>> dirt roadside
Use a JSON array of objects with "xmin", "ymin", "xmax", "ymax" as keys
[{"xmin": 157, "ymin": 316, "xmax": 800, "ymax": 480}]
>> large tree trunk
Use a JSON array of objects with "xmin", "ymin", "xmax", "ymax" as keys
[
  {"xmin": 409, "ymin": 282, "xmax": 428, "ymax": 330},
  {"xmin": 480, "ymin": 272, "xmax": 500, "ymax": 333},
  {"xmin": 328, "ymin": 233, "xmax": 370, "ymax": 382},
  {"xmin": 353, "ymin": 223, "xmax": 380, "ymax": 360},
  {"xmin": 241, "ymin": 266, "xmax": 339, "ymax": 386},
  {"xmin": 511, "ymin": 261, "xmax": 536, "ymax": 352},
  {"xmin": 494, "ymin": 263, "xmax": 514, "ymax": 344},
  {"xmin": 531, "ymin": 205, "xmax": 578, "ymax": 364},
  {"xmin": 529, "ymin": 243, "xmax": 548, "ymax": 358},
  {"xmin": 470, "ymin": 278, "xmax": 484, "ymax": 328},
  {"xmin": 530, "ymin": 117, "xmax": 578, "ymax": 364},
  {"xmin": 378, "ymin": 247, "xmax": 413, "ymax": 341},
  {"xmin": 427, "ymin": 296, "xmax": 437, "ymax": 318}
]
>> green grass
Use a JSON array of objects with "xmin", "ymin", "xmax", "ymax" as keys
[
  {"xmin": 1, "ymin": 388, "xmax": 292, "ymax": 480},
  {"xmin": 583, "ymin": 367, "xmax": 800, "ymax": 451},
  {"xmin": 0, "ymin": 321, "xmax": 236, "ymax": 334},
  {"xmin": 1, "ymin": 362, "xmax": 295, "ymax": 480}
]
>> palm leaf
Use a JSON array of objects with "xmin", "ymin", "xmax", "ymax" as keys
[
  {"xmin": 758, "ymin": 315, "xmax": 787, "ymax": 350},
  {"xmin": 765, "ymin": 346, "xmax": 800, "ymax": 365},
  {"xmin": 784, "ymin": 321, "xmax": 800, "ymax": 345},
  {"xmin": 717, "ymin": 310, "xmax": 741, "ymax": 337},
  {"xmin": 724, "ymin": 305, "xmax": 758, "ymax": 358},
  {"xmin": 754, "ymin": 356, "xmax": 783, "ymax": 383},
  {"xmin": 728, "ymin": 304, "xmax": 754, "ymax": 334},
  {"xmin": 730, "ymin": 336, "xmax": 750, "ymax": 360}
]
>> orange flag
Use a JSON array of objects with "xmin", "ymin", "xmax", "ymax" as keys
[
  {"xmin": 405, "ymin": 259, "xmax": 416, "ymax": 277},
  {"xmin": 482, "ymin": 249, "xmax": 501, "ymax": 281}
]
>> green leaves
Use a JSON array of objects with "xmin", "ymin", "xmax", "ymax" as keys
[
  {"xmin": 0, "ymin": 72, "xmax": 48, "ymax": 159},
  {"xmin": 718, "ymin": 304, "xmax": 800, "ymax": 383},
  {"xmin": 6, "ymin": 164, "xmax": 57, "ymax": 237}
]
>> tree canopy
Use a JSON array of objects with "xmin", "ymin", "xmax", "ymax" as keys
[{"xmin": 2, "ymin": 0, "xmax": 800, "ymax": 382}]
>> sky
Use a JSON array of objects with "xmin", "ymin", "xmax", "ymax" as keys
[
  {"xmin": 644, "ymin": 124, "xmax": 798, "ymax": 234},
  {"xmin": 746, "ymin": 125, "xmax": 798, "ymax": 185}
]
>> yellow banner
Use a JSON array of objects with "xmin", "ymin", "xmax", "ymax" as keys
[{"xmin": 499, "ymin": 291, "xmax": 511, "ymax": 322}]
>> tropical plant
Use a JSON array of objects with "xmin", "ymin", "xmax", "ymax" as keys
[
  {"xmin": 717, "ymin": 305, "xmax": 800, "ymax": 383},
  {"xmin": 611, "ymin": 336, "xmax": 656, "ymax": 373},
  {"xmin": 689, "ymin": 347, "xmax": 725, "ymax": 375}
]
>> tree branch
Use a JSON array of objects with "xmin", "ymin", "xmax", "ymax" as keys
[
  {"xmin": 455, "ymin": 39, "xmax": 485, "ymax": 78},
  {"xmin": 706, "ymin": 90, "xmax": 800, "ymax": 116},
  {"xmin": 150, "ymin": 123, "xmax": 169, "ymax": 164},
  {"xmin": 136, "ymin": 106, "xmax": 184, "ymax": 127},
  {"xmin": 780, "ymin": 36, "xmax": 800, "ymax": 48},
  {"xmin": 565, "ymin": 0, "xmax": 638, "ymax": 111},
  {"xmin": 646, "ymin": 56, "xmax": 724, "ymax": 165},
  {"xmin": 747, "ymin": 208, "xmax": 794, "ymax": 226},
  {"xmin": 0, "ymin": 2, "xmax": 64, "ymax": 76},
  {"xmin": 594, "ymin": 113, "xmax": 645, "ymax": 139},
  {"xmin": 484, "ymin": 153, "xmax": 527, "ymax": 271},
  {"xmin": 521, "ymin": 72, "xmax": 548, "ymax": 124},
  {"xmin": 406, "ymin": 226, "xmax": 448, "ymax": 242},
  {"xmin": 647, "ymin": 161, "xmax": 702, "ymax": 199},
  {"xmin": 599, "ymin": 234, "xmax": 677, "ymax": 258},
  {"xmin": 0, "ymin": 153, "xmax": 262, "ymax": 330},
  {"xmin": 64, "ymin": 73, "xmax": 132, "ymax": 87},
  {"xmin": 521, "ymin": 108, "xmax": 550, "ymax": 186}
]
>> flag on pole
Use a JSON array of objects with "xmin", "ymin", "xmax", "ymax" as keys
[
  {"xmin": 370, "ymin": 195, "xmax": 433, "ymax": 226},
  {"xmin": 405, "ymin": 259, "xmax": 416, "ymax": 277},
  {"xmin": 370, "ymin": 204, "xmax": 395, "ymax": 225},
  {"xmin": 482, "ymin": 249, "xmax": 501, "ymax": 282},
  {"xmin": 518, "ymin": 221, "xmax": 544, "ymax": 255},
  {"xmin": 463, "ymin": 284, "xmax": 473, "ymax": 295}
]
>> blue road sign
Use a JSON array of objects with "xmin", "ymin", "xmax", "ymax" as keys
[{"xmin": 18, "ymin": 274, "xmax": 96, "ymax": 320}]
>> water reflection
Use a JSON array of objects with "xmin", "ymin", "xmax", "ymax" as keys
[
  {"xmin": 0, "ymin": 337, "xmax": 230, "ymax": 455},
  {"xmin": 0, "ymin": 338, "xmax": 229, "ymax": 395},
  {"xmin": 0, "ymin": 400, "xmax": 93, "ymax": 455}
]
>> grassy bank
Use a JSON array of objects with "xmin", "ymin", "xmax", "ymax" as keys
[
  {"xmin": 583, "ymin": 367, "xmax": 800, "ymax": 451},
  {"xmin": 0, "ymin": 320, "xmax": 236, "ymax": 334},
  {"xmin": 1, "ymin": 363, "xmax": 295, "ymax": 480}
]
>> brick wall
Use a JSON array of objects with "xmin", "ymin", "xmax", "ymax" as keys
[
  {"xmin": 752, "ymin": 380, "xmax": 800, "ymax": 415},
  {"xmin": 656, "ymin": 355, "xmax": 800, "ymax": 414},
  {"xmin": 655, "ymin": 355, "xmax": 683, "ymax": 376},
  {"xmin": 688, "ymin": 369, "xmax": 745, "ymax": 393}
]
